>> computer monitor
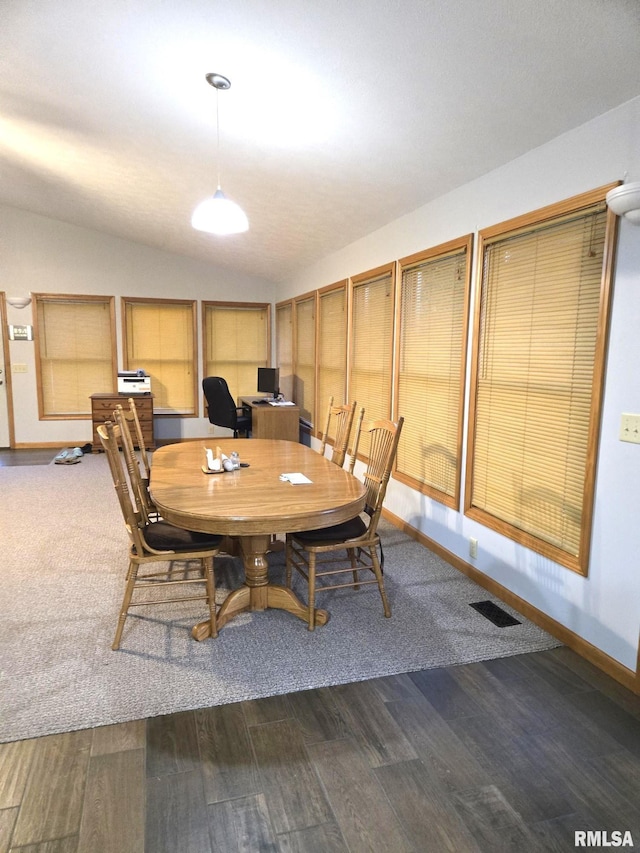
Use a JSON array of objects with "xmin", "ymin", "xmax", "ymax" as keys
[{"xmin": 257, "ymin": 367, "xmax": 280, "ymax": 399}]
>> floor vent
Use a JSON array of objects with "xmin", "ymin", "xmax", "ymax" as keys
[{"xmin": 469, "ymin": 600, "xmax": 521, "ymax": 627}]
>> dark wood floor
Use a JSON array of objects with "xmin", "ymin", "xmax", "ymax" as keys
[
  {"xmin": 2, "ymin": 646, "xmax": 640, "ymax": 853},
  {"xmin": 0, "ymin": 448, "xmax": 55, "ymax": 467}
]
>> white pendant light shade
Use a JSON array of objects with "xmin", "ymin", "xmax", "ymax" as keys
[
  {"xmin": 191, "ymin": 188, "xmax": 249, "ymax": 235},
  {"xmin": 606, "ymin": 182, "xmax": 640, "ymax": 225},
  {"xmin": 6, "ymin": 295, "xmax": 32, "ymax": 309}
]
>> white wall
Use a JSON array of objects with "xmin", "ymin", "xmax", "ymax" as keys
[
  {"xmin": 1, "ymin": 206, "xmax": 275, "ymax": 445},
  {"xmin": 278, "ymin": 96, "xmax": 640, "ymax": 673}
]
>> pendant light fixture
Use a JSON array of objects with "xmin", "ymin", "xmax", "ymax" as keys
[
  {"xmin": 606, "ymin": 180, "xmax": 640, "ymax": 225},
  {"xmin": 191, "ymin": 73, "xmax": 249, "ymax": 236}
]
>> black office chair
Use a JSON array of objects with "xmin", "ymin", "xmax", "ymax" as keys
[{"xmin": 202, "ymin": 376, "xmax": 252, "ymax": 438}]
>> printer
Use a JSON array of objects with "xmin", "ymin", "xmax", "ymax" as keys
[{"xmin": 117, "ymin": 370, "xmax": 152, "ymax": 395}]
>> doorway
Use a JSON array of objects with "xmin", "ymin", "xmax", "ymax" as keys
[{"xmin": 0, "ymin": 294, "xmax": 13, "ymax": 448}]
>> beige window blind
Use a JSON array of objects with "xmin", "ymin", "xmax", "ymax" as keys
[
  {"xmin": 317, "ymin": 283, "xmax": 348, "ymax": 441},
  {"xmin": 467, "ymin": 194, "xmax": 615, "ymax": 574},
  {"xmin": 34, "ymin": 295, "xmax": 116, "ymax": 418},
  {"xmin": 294, "ymin": 295, "xmax": 316, "ymax": 424},
  {"xmin": 123, "ymin": 299, "xmax": 196, "ymax": 414},
  {"xmin": 276, "ymin": 302, "xmax": 294, "ymax": 401},
  {"xmin": 349, "ymin": 265, "xmax": 394, "ymax": 458},
  {"xmin": 203, "ymin": 303, "xmax": 269, "ymax": 402},
  {"xmin": 395, "ymin": 240, "xmax": 471, "ymax": 507}
]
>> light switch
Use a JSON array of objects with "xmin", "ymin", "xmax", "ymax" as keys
[
  {"xmin": 12, "ymin": 363, "xmax": 28, "ymax": 373},
  {"xmin": 619, "ymin": 413, "xmax": 640, "ymax": 444}
]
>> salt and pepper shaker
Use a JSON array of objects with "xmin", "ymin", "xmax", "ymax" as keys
[{"xmin": 230, "ymin": 450, "xmax": 240, "ymax": 470}]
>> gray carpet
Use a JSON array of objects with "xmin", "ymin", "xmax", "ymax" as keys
[{"xmin": 0, "ymin": 454, "xmax": 559, "ymax": 743}]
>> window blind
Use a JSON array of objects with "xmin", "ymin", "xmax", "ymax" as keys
[
  {"xmin": 276, "ymin": 302, "xmax": 294, "ymax": 401},
  {"xmin": 35, "ymin": 296, "xmax": 115, "ymax": 417},
  {"xmin": 467, "ymin": 200, "xmax": 612, "ymax": 573},
  {"xmin": 395, "ymin": 242, "xmax": 470, "ymax": 506},
  {"xmin": 317, "ymin": 284, "xmax": 348, "ymax": 441},
  {"xmin": 123, "ymin": 299, "xmax": 196, "ymax": 414},
  {"xmin": 294, "ymin": 295, "xmax": 316, "ymax": 424},
  {"xmin": 203, "ymin": 303, "xmax": 269, "ymax": 402},
  {"xmin": 349, "ymin": 266, "xmax": 394, "ymax": 458}
]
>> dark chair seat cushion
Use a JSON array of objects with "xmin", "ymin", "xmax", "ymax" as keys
[
  {"xmin": 143, "ymin": 521, "xmax": 222, "ymax": 553},
  {"xmin": 294, "ymin": 515, "xmax": 367, "ymax": 544}
]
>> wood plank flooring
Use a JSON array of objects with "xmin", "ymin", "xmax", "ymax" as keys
[
  {"xmin": 0, "ymin": 448, "xmax": 54, "ymax": 467},
  {"xmin": 2, "ymin": 646, "xmax": 640, "ymax": 853}
]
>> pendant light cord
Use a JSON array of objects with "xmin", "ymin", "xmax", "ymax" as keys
[{"xmin": 216, "ymin": 86, "xmax": 221, "ymax": 191}]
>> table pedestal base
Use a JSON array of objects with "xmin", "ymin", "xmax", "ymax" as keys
[{"xmin": 191, "ymin": 533, "xmax": 329, "ymax": 640}]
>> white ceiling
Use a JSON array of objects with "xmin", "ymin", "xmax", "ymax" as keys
[{"xmin": 2, "ymin": 0, "xmax": 639, "ymax": 283}]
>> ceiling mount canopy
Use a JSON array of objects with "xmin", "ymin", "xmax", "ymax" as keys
[
  {"xmin": 191, "ymin": 72, "xmax": 249, "ymax": 236},
  {"xmin": 205, "ymin": 72, "xmax": 231, "ymax": 90}
]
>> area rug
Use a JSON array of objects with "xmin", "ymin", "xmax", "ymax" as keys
[{"xmin": 0, "ymin": 454, "xmax": 559, "ymax": 743}]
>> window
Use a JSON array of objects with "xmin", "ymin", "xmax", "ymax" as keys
[
  {"xmin": 203, "ymin": 302, "xmax": 270, "ymax": 403},
  {"xmin": 465, "ymin": 186, "xmax": 617, "ymax": 574},
  {"xmin": 316, "ymin": 281, "xmax": 348, "ymax": 441},
  {"xmin": 34, "ymin": 294, "xmax": 116, "ymax": 418},
  {"xmin": 276, "ymin": 301, "xmax": 294, "ymax": 401},
  {"xmin": 395, "ymin": 237, "xmax": 472, "ymax": 507},
  {"xmin": 293, "ymin": 293, "xmax": 316, "ymax": 425},
  {"xmin": 349, "ymin": 264, "xmax": 395, "ymax": 458},
  {"xmin": 122, "ymin": 298, "xmax": 197, "ymax": 415}
]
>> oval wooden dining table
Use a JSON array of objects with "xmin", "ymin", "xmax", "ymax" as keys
[{"xmin": 150, "ymin": 439, "xmax": 366, "ymax": 638}]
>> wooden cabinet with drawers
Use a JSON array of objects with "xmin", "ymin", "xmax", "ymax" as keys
[{"xmin": 91, "ymin": 393, "xmax": 155, "ymax": 451}]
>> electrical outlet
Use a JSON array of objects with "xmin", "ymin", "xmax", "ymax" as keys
[
  {"xmin": 469, "ymin": 537, "xmax": 478, "ymax": 559},
  {"xmin": 619, "ymin": 413, "xmax": 640, "ymax": 444},
  {"xmin": 208, "ymin": 424, "xmax": 215, "ymax": 434}
]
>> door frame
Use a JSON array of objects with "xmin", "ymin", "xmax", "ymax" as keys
[{"xmin": 0, "ymin": 293, "xmax": 16, "ymax": 448}]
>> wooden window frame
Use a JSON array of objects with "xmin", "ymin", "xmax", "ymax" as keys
[
  {"xmin": 315, "ymin": 279, "xmax": 349, "ymax": 442},
  {"xmin": 393, "ymin": 235, "xmax": 473, "ymax": 509},
  {"xmin": 33, "ymin": 293, "xmax": 117, "ymax": 420},
  {"xmin": 464, "ymin": 184, "xmax": 619, "ymax": 575},
  {"xmin": 276, "ymin": 300, "xmax": 294, "ymax": 403},
  {"xmin": 122, "ymin": 296, "xmax": 198, "ymax": 417},
  {"xmin": 293, "ymin": 290, "xmax": 317, "ymax": 427},
  {"xmin": 348, "ymin": 262, "xmax": 396, "ymax": 461},
  {"xmin": 202, "ymin": 300, "xmax": 271, "ymax": 407}
]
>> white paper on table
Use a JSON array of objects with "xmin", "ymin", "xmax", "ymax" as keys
[
  {"xmin": 280, "ymin": 472, "xmax": 312, "ymax": 484},
  {"xmin": 268, "ymin": 400, "xmax": 296, "ymax": 406}
]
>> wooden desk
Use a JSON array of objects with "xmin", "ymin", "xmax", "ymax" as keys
[
  {"xmin": 150, "ymin": 439, "xmax": 366, "ymax": 636},
  {"xmin": 239, "ymin": 397, "xmax": 300, "ymax": 442}
]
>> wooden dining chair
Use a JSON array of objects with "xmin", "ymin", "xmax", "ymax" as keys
[
  {"xmin": 319, "ymin": 398, "xmax": 359, "ymax": 468},
  {"xmin": 286, "ymin": 416, "xmax": 404, "ymax": 630},
  {"xmin": 114, "ymin": 403, "xmax": 158, "ymax": 523},
  {"xmin": 127, "ymin": 397, "xmax": 151, "ymax": 480},
  {"xmin": 346, "ymin": 405, "xmax": 365, "ymax": 474},
  {"xmin": 98, "ymin": 420, "xmax": 221, "ymax": 649}
]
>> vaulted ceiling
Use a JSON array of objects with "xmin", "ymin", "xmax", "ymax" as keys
[{"xmin": 2, "ymin": 0, "xmax": 639, "ymax": 282}]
